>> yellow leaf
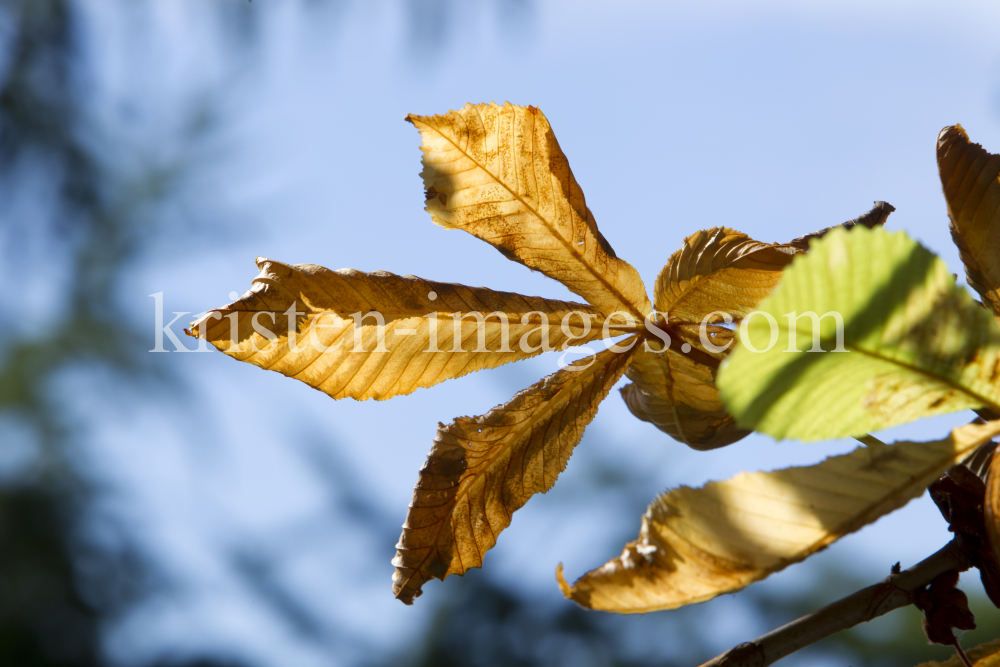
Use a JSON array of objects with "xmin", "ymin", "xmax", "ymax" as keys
[
  {"xmin": 622, "ymin": 227, "xmax": 798, "ymax": 449},
  {"xmin": 408, "ymin": 103, "xmax": 652, "ymax": 321},
  {"xmin": 393, "ymin": 339, "xmax": 640, "ymax": 604},
  {"xmin": 621, "ymin": 329, "xmax": 749, "ymax": 450},
  {"xmin": 938, "ymin": 125, "xmax": 1000, "ymax": 325},
  {"xmin": 189, "ymin": 258, "xmax": 626, "ymax": 401},
  {"xmin": 654, "ymin": 227, "xmax": 798, "ymax": 324},
  {"xmin": 557, "ymin": 420, "xmax": 1000, "ymax": 613}
]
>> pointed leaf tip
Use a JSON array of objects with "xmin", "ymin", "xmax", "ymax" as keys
[
  {"xmin": 937, "ymin": 124, "xmax": 1000, "ymax": 326},
  {"xmin": 409, "ymin": 102, "xmax": 652, "ymax": 319},
  {"xmin": 555, "ymin": 563, "xmax": 571, "ymax": 597},
  {"xmin": 195, "ymin": 261, "xmax": 614, "ymax": 401},
  {"xmin": 393, "ymin": 342, "xmax": 639, "ymax": 603},
  {"xmin": 788, "ymin": 200, "xmax": 896, "ymax": 249},
  {"xmin": 938, "ymin": 123, "xmax": 968, "ymax": 147}
]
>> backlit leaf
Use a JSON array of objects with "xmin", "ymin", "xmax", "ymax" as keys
[
  {"xmin": 408, "ymin": 102, "xmax": 652, "ymax": 320},
  {"xmin": 654, "ymin": 227, "xmax": 798, "ymax": 323},
  {"xmin": 622, "ymin": 227, "xmax": 798, "ymax": 449},
  {"xmin": 621, "ymin": 330, "xmax": 750, "ymax": 450},
  {"xmin": 718, "ymin": 226, "xmax": 1000, "ymax": 441},
  {"xmin": 557, "ymin": 420, "xmax": 1000, "ymax": 613},
  {"xmin": 393, "ymin": 340, "xmax": 639, "ymax": 604},
  {"xmin": 189, "ymin": 258, "xmax": 627, "ymax": 401},
  {"xmin": 937, "ymin": 125, "xmax": 1000, "ymax": 325}
]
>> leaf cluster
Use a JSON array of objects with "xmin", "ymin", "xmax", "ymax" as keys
[{"xmin": 191, "ymin": 107, "xmax": 1000, "ymax": 658}]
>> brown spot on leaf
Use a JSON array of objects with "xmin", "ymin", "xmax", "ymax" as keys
[
  {"xmin": 990, "ymin": 356, "xmax": 1000, "ymax": 384},
  {"xmin": 422, "ymin": 186, "xmax": 448, "ymax": 206}
]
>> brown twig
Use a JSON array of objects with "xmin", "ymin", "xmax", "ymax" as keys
[{"xmin": 697, "ymin": 537, "xmax": 974, "ymax": 667}]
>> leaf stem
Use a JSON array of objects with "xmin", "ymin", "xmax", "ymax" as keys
[{"xmin": 697, "ymin": 537, "xmax": 974, "ymax": 667}]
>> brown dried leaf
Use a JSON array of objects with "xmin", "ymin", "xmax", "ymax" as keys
[
  {"xmin": 558, "ymin": 420, "xmax": 1000, "ymax": 613},
  {"xmin": 393, "ymin": 340, "xmax": 639, "ymax": 604},
  {"xmin": 930, "ymin": 453, "xmax": 1000, "ymax": 608},
  {"xmin": 787, "ymin": 200, "xmax": 895, "ymax": 250},
  {"xmin": 408, "ymin": 103, "xmax": 652, "ymax": 320},
  {"xmin": 914, "ymin": 570, "xmax": 976, "ymax": 648},
  {"xmin": 938, "ymin": 125, "xmax": 1000, "ymax": 325},
  {"xmin": 984, "ymin": 438, "xmax": 1000, "ymax": 605},
  {"xmin": 930, "ymin": 464, "xmax": 988, "ymax": 539},
  {"xmin": 622, "ymin": 227, "xmax": 798, "ymax": 449},
  {"xmin": 189, "ymin": 258, "xmax": 621, "ymax": 401}
]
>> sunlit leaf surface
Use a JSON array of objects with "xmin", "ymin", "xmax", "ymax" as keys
[
  {"xmin": 409, "ymin": 102, "xmax": 652, "ymax": 320},
  {"xmin": 559, "ymin": 420, "xmax": 1000, "ymax": 613},
  {"xmin": 393, "ymin": 341, "xmax": 640, "ymax": 604},
  {"xmin": 623, "ymin": 227, "xmax": 797, "ymax": 449},
  {"xmin": 190, "ymin": 259, "xmax": 625, "ymax": 401},
  {"xmin": 719, "ymin": 227, "xmax": 1000, "ymax": 441}
]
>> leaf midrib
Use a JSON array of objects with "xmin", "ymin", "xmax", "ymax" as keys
[
  {"xmin": 418, "ymin": 115, "xmax": 647, "ymax": 322},
  {"xmin": 658, "ymin": 242, "xmax": 792, "ymax": 318},
  {"xmin": 597, "ymin": 425, "xmax": 997, "ymax": 613},
  {"xmin": 773, "ymin": 325, "xmax": 1000, "ymax": 412},
  {"xmin": 402, "ymin": 340, "xmax": 635, "ymax": 587}
]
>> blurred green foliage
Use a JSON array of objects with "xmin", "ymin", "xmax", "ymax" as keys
[{"xmin": 0, "ymin": 1, "xmax": 238, "ymax": 664}]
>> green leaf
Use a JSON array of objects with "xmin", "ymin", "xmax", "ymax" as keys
[{"xmin": 718, "ymin": 226, "xmax": 1000, "ymax": 441}]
